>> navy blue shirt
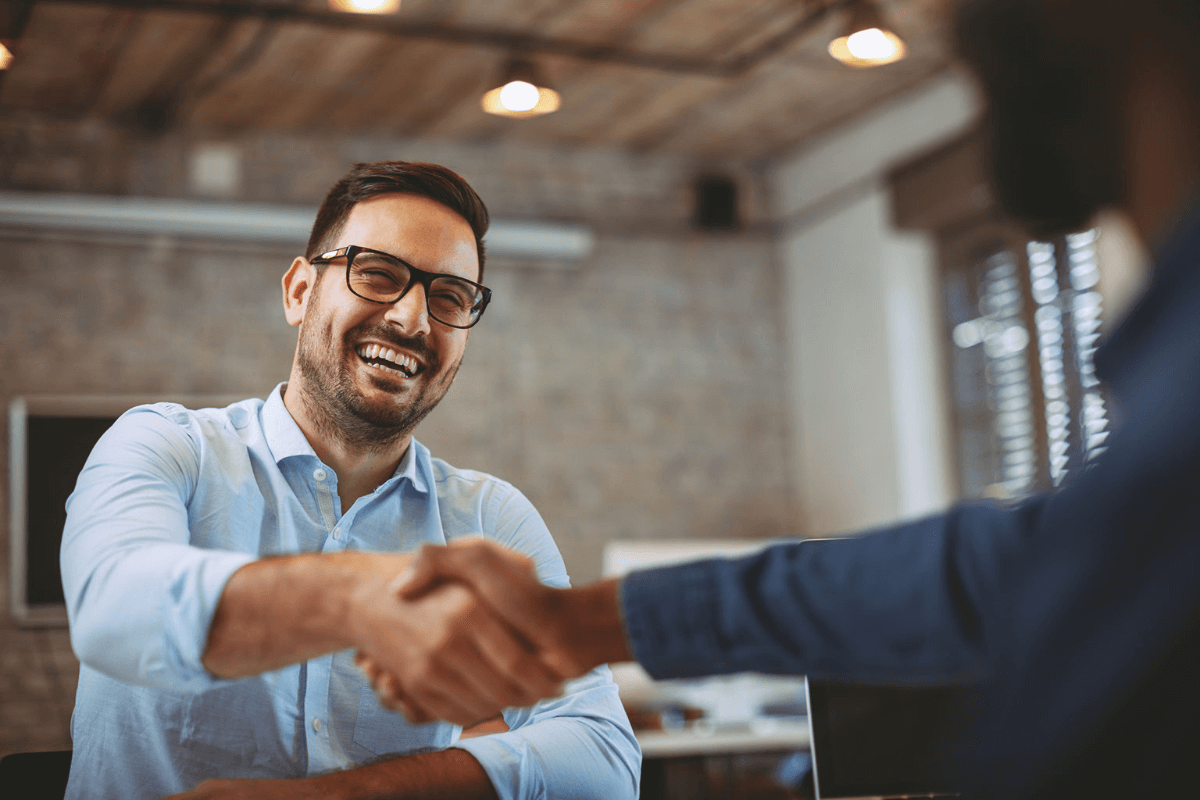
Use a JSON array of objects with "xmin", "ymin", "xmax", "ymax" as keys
[{"xmin": 621, "ymin": 203, "xmax": 1200, "ymax": 798}]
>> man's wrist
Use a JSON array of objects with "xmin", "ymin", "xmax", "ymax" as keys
[
  {"xmin": 559, "ymin": 578, "xmax": 632, "ymax": 671},
  {"xmin": 342, "ymin": 552, "xmax": 416, "ymax": 652}
]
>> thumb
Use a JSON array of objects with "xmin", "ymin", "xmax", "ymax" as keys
[
  {"xmin": 390, "ymin": 546, "xmax": 441, "ymax": 598},
  {"xmin": 392, "ymin": 536, "xmax": 501, "ymax": 600}
]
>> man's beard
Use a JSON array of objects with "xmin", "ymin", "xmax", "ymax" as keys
[
  {"xmin": 295, "ymin": 294, "xmax": 461, "ymax": 453},
  {"xmin": 955, "ymin": 0, "xmax": 1126, "ymax": 239}
]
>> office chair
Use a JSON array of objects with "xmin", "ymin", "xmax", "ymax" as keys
[{"xmin": 0, "ymin": 750, "xmax": 72, "ymax": 800}]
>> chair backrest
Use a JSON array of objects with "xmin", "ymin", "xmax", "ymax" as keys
[{"xmin": 0, "ymin": 750, "xmax": 72, "ymax": 800}]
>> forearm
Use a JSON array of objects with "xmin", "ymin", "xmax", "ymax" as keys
[
  {"xmin": 620, "ymin": 504, "xmax": 1024, "ymax": 681},
  {"xmin": 307, "ymin": 748, "xmax": 498, "ymax": 800},
  {"xmin": 171, "ymin": 748, "xmax": 499, "ymax": 800},
  {"xmin": 203, "ymin": 551, "xmax": 412, "ymax": 678},
  {"xmin": 558, "ymin": 578, "xmax": 632, "ymax": 671},
  {"xmin": 455, "ymin": 669, "xmax": 642, "ymax": 800}
]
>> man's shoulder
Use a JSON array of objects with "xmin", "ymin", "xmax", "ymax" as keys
[
  {"xmin": 125, "ymin": 397, "xmax": 264, "ymax": 430},
  {"xmin": 417, "ymin": 448, "xmax": 541, "ymax": 523},
  {"xmin": 112, "ymin": 397, "xmax": 266, "ymax": 455},
  {"xmin": 425, "ymin": 453, "xmax": 520, "ymax": 495}
]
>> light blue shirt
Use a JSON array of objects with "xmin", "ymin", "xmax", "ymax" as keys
[{"xmin": 60, "ymin": 385, "xmax": 640, "ymax": 799}]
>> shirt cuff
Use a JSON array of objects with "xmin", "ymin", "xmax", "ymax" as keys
[
  {"xmin": 159, "ymin": 549, "xmax": 259, "ymax": 689},
  {"xmin": 454, "ymin": 732, "xmax": 541, "ymax": 800},
  {"xmin": 619, "ymin": 560, "xmax": 730, "ymax": 680}
]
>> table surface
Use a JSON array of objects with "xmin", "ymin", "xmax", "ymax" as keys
[{"xmin": 635, "ymin": 717, "xmax": 810, "ymax": 759}]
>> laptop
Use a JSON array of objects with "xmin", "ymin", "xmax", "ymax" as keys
[{"xmin": 804, "ymin": 679, "xmax": 974, "ymax": 800}]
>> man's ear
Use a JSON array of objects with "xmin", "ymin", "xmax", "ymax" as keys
[{"xmin": 282, "ymin": 257, "xmax": 316, "ymax": 328}]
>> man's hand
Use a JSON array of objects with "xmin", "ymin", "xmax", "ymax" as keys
[
  {"xmin": 357, "ymin": 538, "xmax": 630, "ymax": 723},
  {"xmin": 201, "ymin": 551, "xmax": 565, "ymax": 727},
  {"xmin": 348, "ymin": 562, "xmax": 566, "ymax": 726}
]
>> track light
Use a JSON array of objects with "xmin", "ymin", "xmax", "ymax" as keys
[
  {"xmin": 828, "ymin": 0, "xmax": 906, "ymax": 68},
  {"xmin": 481, "ymin": 58, "xmax": 560, "ymax": 118},
  {"xmin": 328, "ymin": 0, "xmax": 400, "ymax": 14}
]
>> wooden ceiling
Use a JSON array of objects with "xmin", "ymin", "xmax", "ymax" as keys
[{"xmin": 0, "ymin": 0, "xmax": 956, "ymax": 163}]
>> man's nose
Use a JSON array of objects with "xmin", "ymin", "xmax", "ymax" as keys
[{"xmin": 382, "ymin": 281, "xmax": 431, "ymax": 336}]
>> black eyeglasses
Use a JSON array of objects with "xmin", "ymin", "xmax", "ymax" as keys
[{"xmin": 310, "ymin": 245, "xmax": 492, "ymax": 329}]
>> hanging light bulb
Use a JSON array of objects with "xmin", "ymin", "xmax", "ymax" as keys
[
  {"xmin": 0, "ymin": 43, "xmax": 12, "ymax": 70},
  {"xmin": 828, "ymin": 0, "xmax": 906, "ymax": 67},
  {"xmin": 499, "ymin": 80, "xmax": 540, "ymax": 112},
  {"xmin": 328, "ymin": 0, "xmax": 400, "ymax": 14},
  {"xmin": 481, "ymin": 58, "xmax": 561, "ymax": 118}
]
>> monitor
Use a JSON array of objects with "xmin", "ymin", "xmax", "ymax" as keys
[{"xmin": 805, "ymin": 679, "xmax": 976, "ymax": 800}]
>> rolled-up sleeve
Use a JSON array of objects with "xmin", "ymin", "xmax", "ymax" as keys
[
  {"xmin": 454, "ymin": 666, "xmax": 641, "ymax": 800},
  {"xmin": 60, "ymin": 407, "xmax": 255, "ymax": 691},
  {"xmin": 444, "ymin": 474, "xmax": 641, "ymax": 799}
]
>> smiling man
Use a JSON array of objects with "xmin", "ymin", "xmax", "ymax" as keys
[{"xmin": 59, "ymin": 162, "xmax": 640, "ymax": 800}]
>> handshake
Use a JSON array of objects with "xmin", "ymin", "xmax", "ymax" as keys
[{"xmin": 352, "ymin": 538, "xmax": 631, "ymax": 727}]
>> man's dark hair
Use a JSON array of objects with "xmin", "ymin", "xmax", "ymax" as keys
[{"xmin": 306, "ymin": 161, "xmax": 490, "ymax": 280}]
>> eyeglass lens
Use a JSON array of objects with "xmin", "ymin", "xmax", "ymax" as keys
[{"xmin": 349, "ymin": 250, "xmax": 483, "ymax": 327}]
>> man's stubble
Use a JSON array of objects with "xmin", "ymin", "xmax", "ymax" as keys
[{"xmin": 294, "ymin": 272, "xmax": 463, "ymax": 454}]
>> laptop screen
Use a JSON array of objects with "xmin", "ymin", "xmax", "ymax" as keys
[{"xmin": 805, "ymin": 680, "xmax": 975, "ymax": 799}]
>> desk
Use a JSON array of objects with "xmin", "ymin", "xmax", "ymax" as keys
[
  {"xmin": 637, "ymin": 718, "xmax": 810, "ymax": 759},
  {"xmin": 636, "ymin": 719, "xmax": 809, "ymax": 800}
]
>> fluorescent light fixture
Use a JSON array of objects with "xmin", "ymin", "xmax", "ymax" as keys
[{"xmin": 0, "ymin": 191, "xmax": 594, "ymax": 261}]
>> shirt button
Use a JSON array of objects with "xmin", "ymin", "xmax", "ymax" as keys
[
  {"xmin": 313, "ymin": 468, "xmax": 327, "ymax": 481},
  {"xmin": 312, "ymin": 717, "xmax": 322, "ymax": 732},
  {"xmin": 332, "ymin": 527, "xmax": 341, "ymax": 540}
]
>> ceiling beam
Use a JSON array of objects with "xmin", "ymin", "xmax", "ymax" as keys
[{"xmin": 37, "ymin": 0, "xmax": 846, "ymax": 78}]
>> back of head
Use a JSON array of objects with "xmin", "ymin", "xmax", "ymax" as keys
[
  {"xmin": 953, "ymin": 0, "xmax": 1200, "ymax": 238},
  {"xmin": 307, "ymin": 161, "xmax": 491, "ymax": 280}
]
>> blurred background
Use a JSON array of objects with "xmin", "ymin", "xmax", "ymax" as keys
[{"xmin": 0, "ymin": 0, "xmax": 1151, "ymax": 790}]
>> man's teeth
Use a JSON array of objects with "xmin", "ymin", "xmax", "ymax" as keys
[{"xmin": 356, "ymin": 345, "xmax": 418, "ymax": 377}]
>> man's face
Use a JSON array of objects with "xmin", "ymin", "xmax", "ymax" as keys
[
  {"xmin": 292, "ymin": 193, "xmax": 479, "ymax": 449},
  {"xmin": 955, "ymin": 0, "xmax": 1127, "ymax": 238}
]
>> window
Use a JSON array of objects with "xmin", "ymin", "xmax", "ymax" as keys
[{"xmin": 942, "ymin": 227, "xmax": 1110, "ymax": 500}]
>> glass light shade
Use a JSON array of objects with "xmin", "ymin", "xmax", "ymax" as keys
[
  {"xmin": 0, "ymin": 44, "xmax": 12, "ymax": 70},
  {"xmin": 828, "ymin": 26, "xmax": 906, "ymax": 67},
  {"xmin": 499, "ymin": 80, "xmax": 540, "ymax": 112},
  {"xmin": 827, "ymin": 0, "xmax": 906, "ymax": 67},
  {"xmin": 328, "ymin": 0, "xmax": 400, "ymax": 14},
  {"xmin": 481, "ymin": 85, "xmax": 560, "ymax": 118},
  {"xmin": 481, "ymin": 59, "xmax": 560, "ymax": 118}
]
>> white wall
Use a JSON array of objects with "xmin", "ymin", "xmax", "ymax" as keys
[{"xmin": 771, "ymin": 71, "xmax": 981, "ymax": 536}]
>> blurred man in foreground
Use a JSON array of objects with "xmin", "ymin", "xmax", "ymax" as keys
[
  {"xmin": 370, "ymin": 1, "xmax": 1200, "ymax": 796},
  {"xmin": 60, "ymin": 161, "xmax": 639, "ymax": 800}
]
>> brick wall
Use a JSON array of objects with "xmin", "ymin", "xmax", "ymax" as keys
[{"xmin": 0, "ymin": 112, "xmax": 801, "ymax": 756}]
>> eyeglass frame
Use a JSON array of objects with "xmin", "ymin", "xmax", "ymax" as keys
[{"xmin": 310, "ymin": 244, "xmax": 492, "ymax": 329}]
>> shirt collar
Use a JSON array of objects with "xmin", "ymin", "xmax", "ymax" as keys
[
  {"xmin": 261, "ymin": 382, "xmax": 431, "ymax": 495},
  {"xmin": 390, "ymin": 436, "xmax": 432, "ymax": 495},
  {"xmin": 262, "ymin": 383, "xmax": 317, "ymax": 463}
]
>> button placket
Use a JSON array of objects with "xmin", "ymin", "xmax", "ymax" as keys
[{"xmin": 311, "ymin": 465, "xmax": 340, "ymax": 533}]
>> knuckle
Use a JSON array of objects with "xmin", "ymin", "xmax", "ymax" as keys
[{"xmin": 500, "ymin": 648, "xmax": 527, "ymax": 675}]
